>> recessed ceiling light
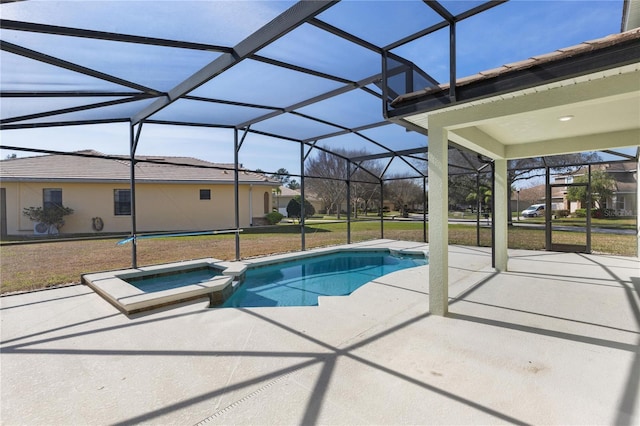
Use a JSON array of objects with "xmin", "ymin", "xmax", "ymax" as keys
[{"xmin": 558, "ymin": 115, "xmax": 574, "ymax": 122}]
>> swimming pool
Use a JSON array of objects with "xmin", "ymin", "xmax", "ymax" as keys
[
  {"xmin": 222, "ymin": 250, "xmax": 427, "ymax": 308},
  {"xmin": 82, "ymin": 242, "xmax": 428, "ymax": 314}
]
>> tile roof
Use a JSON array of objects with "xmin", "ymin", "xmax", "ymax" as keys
[
  {"xmin": 513, "ymin": 183, "xmax": 567, "ymax": 201},
  {"xmin": 392, "ymin": 28, "xmax": 640, "ymax": 106},
  {"xmin": 275, "ymin": 185, "xmax": 301, "ymax": 197},
  {"xmin": 597, "ymin": 162, "xmax": 637, "ymax": 193},
  {"xmin": 0, "ymin": 150, "xmax": 279, "ymax": 185}
]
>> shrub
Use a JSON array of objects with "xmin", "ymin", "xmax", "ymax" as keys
[
  {"xmin": 554, "ymin": 209, "xmax": 570, "ymax": 218},
  {"xmin": 265, "ymin": 211, "xmax": 284, "ymax": 225},
  {"xmin": 574, "ymin": 208, "xmax": 586, "ymax": 218},
  {"xmin": 23, "ymin": 205, "xmax": 74, "ymax": 233},
  {"xmin": 286, "ymin": 196, "xmax": 315, "ymax": 219}
]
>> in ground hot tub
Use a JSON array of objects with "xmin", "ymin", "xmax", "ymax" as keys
[{"xmin": 82, "ymin": 258, "xmax": 241, "ymax": 315}]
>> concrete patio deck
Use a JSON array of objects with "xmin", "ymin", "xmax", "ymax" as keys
[{"xmin": 1, "ymin": 240, "xmax": 638, "ymax": 425}]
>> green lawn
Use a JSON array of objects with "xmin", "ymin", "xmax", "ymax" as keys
[
  {"xmin": 1, "ymin": 220, "xmax": 636, "ymax": 294},
  {"xmin": 518, "ymin": 216, "xmax": 636, "ymax": 229}
]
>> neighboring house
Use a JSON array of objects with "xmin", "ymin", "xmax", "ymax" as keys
[
  {"xmin": 289, "ymin": 189, "xmax": 329, "ymax": 217},
  {"xmin": 511, "ymin": 162, "xmax": 638, "ymax": 215},
  {"xmin": 273, "ymin": 185, "xmax": 377, "ymax": 218},
  {"xmin": 515, "ymin": 184, "xmax": 565, "ymax": 211},
  {"xmin": 511, "ymin": 185, "xmax": 545, "ymax": 212},
  {"xmin": 271, "ymin": 186, "xmax": 323, "ymax": 217},
  {"xmin": 272, "ymin": 186, "xmax": 300, "ymax": 216},
  {"xmin": 552, "ymin": 162, "xmax": 638, "ymax": 215},
  {"xmin": 0, "ymin": 150, "xmax": 280, "ymax": 236}
]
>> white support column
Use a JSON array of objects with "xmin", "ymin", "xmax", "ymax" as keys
[
  {"xmin": 428, "ymin": 121, "xmax": 449, "ymax": 316},
  {"xmin": 494, "ymin": 158, "xmax": 509, "ymax": 271}
]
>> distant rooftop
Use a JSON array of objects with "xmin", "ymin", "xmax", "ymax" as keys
[
  {"xmin": 275, "ymin": 185, "xmax": 301, "ymax": 197},
  {"xmin": 0, "ymin": 150, "xmax": 278, "ymax": 185}
]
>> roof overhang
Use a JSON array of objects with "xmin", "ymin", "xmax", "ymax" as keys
[
  {"xmin": 404, "ymin": 63, "xmax": 639, "ymax": 160},
  {"xmin": 389, "ymin": 30, "xmax": 640, "ymax": 161},
  {"xmin": 0, "ymin": 177, "xmax": 280, "ymax": 186}
]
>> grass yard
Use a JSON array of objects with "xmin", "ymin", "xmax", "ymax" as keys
[
  {"xmin": 0, "ymin": 220, "xmax": 636, "ymax": 294},
  {"xmin": 518, "ymin": 216, "xmax": 636, "ymax": 229}
]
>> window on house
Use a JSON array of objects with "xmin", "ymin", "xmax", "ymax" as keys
[
  {"xmin": 612, "ymin": 196, "xmax": 625, "ymax": 210},
  {"xmin": 200, "ymin": 189, "xmax": 211, "ymax": 200},
  {"xmin": 263, "ymin": 191, "xmax": 269, "ymax": 214},
  {"xmin": 114, "ymin": 189, "xmax": 131, "ymax": 216},
  {"xmin": 43, "ymin": 188, "xmax": 62, "ymax": 209}
]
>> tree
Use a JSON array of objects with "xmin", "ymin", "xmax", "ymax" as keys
[
  {"xmin": 286, "ymin": 195, "xmax": 315, "ymax": 220},
  {"xmin": 442, "ymin": 150, "xmax": 601, "ymax": 220},
  {"xmin": 287, "ymin": 179, "xmax": 300, "ymax": 190},
  {"xmin": 566, "ymin": 170, "xmax": 616, "ymax": 210},
  {"xmin": 385, "ymin": 177, "xmax": 424, "ymax": 216},
  {"xmin": 270, "ymin": 168, "xmax": 290, "ymax": 185},
  {"xmin": 465, "ymin": 185, "xmax": 492, "ymax": 211},
  {"xmin": 305, "ymin": 150, "xmax": 348, "ymax": 218},
  {"xmin": 305, "ymin": 148, "xmax": 383, "ymax": 219},
  {"xmin": 350, "ymin": 160, "xmax": 382, "ymax": 218},
  {"xmin": 508, "ymin": 152, "xmax": 600, "ymax": 188},
  {"xmin": 448, "ymin": 172, "xmax": 491, "ymax": 210},
  {"xmin": 5, "ymin": 153, "xmax": 17, "ymax": 160},
  {"xmin": 23, "ymin": 205, "xmax": 74, "ymax": 234},
  {"xmin": 506, "ymin": 152, "xmax": 601, "ymax": 222}
]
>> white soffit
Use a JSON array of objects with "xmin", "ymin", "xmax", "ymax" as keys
[
  {"xmin": 405, "ymin": 63, "xmax": 640, "ymax": 159},
  {"xmin": 477, "ymin": 92, "xmax": 639, "ymax": 145}
]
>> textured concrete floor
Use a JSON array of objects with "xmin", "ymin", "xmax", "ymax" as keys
[{"xmin": 1, "ymin": 241, "xmax": 638, "ymax": 425}]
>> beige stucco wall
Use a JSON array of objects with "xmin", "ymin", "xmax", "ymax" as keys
[{"xmin": 0, "ymin": 181, "xmax": 274, "ymax": 235}]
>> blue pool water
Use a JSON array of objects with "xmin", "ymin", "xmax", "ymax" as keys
[
  {"xmin": 127, "ymin": 267, "xmax": 221, "ymax": 293},
  {"xmin": 223, "ymin": 250, "xmax": 427, "ymax": 308}
]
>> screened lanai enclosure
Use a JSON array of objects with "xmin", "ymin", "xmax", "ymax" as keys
[{"xmin": 1, "ymin": 1, "xmax": 638, "ymax": 278}]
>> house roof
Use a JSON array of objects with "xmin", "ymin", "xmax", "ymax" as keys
[
  {"xmin": 389, "ymin": 26, "xmax": 640, "ymax": 164},
  {"xmin": 572, "ymin": 162, "xmax": 638, "ymax": 193},
  {"xmin": 512, "ymin": 185, "xmax": 544, "ymax": 203},
  {"xmin": 511, "ymin": 184, "xmax": 566, "ymax": 202},
  {"xmin": 275, "ymin": 185, "xmax": 301, "ymax": 197},
  {"xmin": 0, "ymin": 149, "xmax": 279, "ymax": 185},
  {"xmin": 391, "ymin": 28, "xmax": 640, "ymax": 110}
]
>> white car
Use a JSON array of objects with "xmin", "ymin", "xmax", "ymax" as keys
[{"xmin": 522, "ymin": 204, "xmax": 545, "ymax": 218}]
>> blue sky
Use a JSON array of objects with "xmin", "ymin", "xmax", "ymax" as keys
[{"xmin": 0, "ymin": 0, "xmax": 626, "ymax": 176}]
